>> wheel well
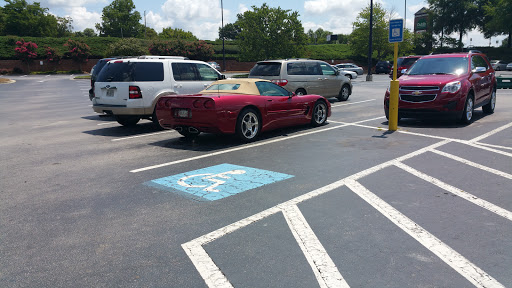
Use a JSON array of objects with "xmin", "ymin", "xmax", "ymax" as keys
[
  {"xmin": 150, "ymin": 91, "xmax": 177, "ymax": 111},
  {"xmin": 239, "ymin": 105, "xmax": 261, "ymax": 120}
]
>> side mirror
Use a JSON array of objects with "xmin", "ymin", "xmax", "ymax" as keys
[
  {"xmin": 289, "ymin": 92, "xmax": 296, "ymax": 98},
  {"xmin": 473, "ymin": 67, "xmax": 486, "ymax": 73},
  {"xmin": 335, "ymin": 69, "xmax": 340, "ymax": 76}
]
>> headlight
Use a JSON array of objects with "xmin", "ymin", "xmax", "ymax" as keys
[{"xmin": 442, "ymin": 81, "xmax": 461, "ymax": 93}]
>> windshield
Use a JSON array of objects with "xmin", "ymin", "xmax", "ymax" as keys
[{"xmin": 406, "ymin": 57, "xmax": 468, "ymax": 76}]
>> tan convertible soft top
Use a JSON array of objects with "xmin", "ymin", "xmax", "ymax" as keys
[{"xmin": 200, "ymin": 78, "xmax": 272, "ymax": 95}]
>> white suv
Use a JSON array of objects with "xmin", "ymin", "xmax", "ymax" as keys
[{"xmin": 92, "ymin": 58, "xmax": 224, "ymax": 126}]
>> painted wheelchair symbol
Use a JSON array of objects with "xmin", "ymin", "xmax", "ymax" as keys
[{"xmin": 177, "ymin": 170, "xmax": 246, "ymax": 192}]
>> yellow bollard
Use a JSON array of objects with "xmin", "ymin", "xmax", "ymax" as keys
[{"xmin": 389, "ymin": 80, "xmax": 399, "ymax": 131}]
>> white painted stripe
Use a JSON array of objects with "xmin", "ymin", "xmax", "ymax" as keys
[
  {"xmin": 468, "ymin": 122, "xmax": 512, "ymax": 143},
  {"xmin": 282, "ymin": 205, "xmax": 349, "ymax": 288},
  {"xmin": 181, "ymin": 242, "xmax": 233, "ymax": 288},
  {"xmin": 111, "ymin": 131, "xmax": 173, "ymax": 141},
  {"xmin": 131, "ymin": 116, "xmax": 385, "ymax": 173},
  {"xmin": 97, "ymin": 122, "xmax": 117, "ymax": 126},
  {"xmin": 331, "ymin": 99, "xmax": 376, "ymax": 108},
  {"xmin": 474, "ymin": 142, "xmax": 512, "ymax": 151},
  {"xmin": 345, "ymin": 179, "xmax": 504, "ymax": 288},
  {"xmin": 466, "ymin": 142, "xmax": 512, "ymax": 158},
  {"xmin": 395, "ymin": 162, "xmax": 512, "ymax": 221},
  {"xmin": 431, "ymin": 149, "xmax": 512, "ymax": 179}
]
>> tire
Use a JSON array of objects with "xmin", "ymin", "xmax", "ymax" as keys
[
  {"xmin": 482, "ymin": 88, "xmax": 496, "ymax": 114},
  {"xmin": 311, "ymin": 101, "xmax": 328, "ymax": 126},
  {"xmin": 460, "ymin": 93, "xmax": 474, "ymax": 124},
  {"xmin": 236, "ymin": 108, "xmax": 260, "ymax": 142},
  {"xmin": 295, "ymin": 88, "xmax": 307, "ymax": 96},
  {"xmin": 115, "ymin": 115, "xmax": 140, "ymax": 126},
  {"xmin": 337, "ymin": 84, "xmax": 350, "ymax": 101}
]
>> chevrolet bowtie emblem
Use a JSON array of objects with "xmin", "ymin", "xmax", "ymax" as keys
[{"xmin": 412, "ymin": 91, "xmax": 422, "ymax": 96}]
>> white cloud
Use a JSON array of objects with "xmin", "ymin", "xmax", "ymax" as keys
[
  {"xmin": 238, "ymin": 4, "xmax": 249, "ymax": 15},
  {"xmin": 64, "ymin": 7, "xmax": 102, "ymax": 32},
  {"xmin": 41, "ymin": 0, "xmax": 107, "ymax": 8}
]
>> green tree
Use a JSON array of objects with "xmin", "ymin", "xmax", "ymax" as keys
[
  {"xmin": 0, "ymin": 7, "xmax": 5, "ymax": 35},
  {"xmin": 482, "ymin": 0, "xmax": 512, "ymax": 48},
  {"xmin": 95, "ymin": 0, "xmax": 142, "ymax": 38},
  {"xmin": 56, "ymin": 16, "xmax": 73, "ymax": 37},
  {"xmin": 236, "ymin": 3, "xmax": 307, "ymax": 61},
  {"xmin": 218, "ymin": 23, "xmax": 241, "ymax": 40},
  {"xmin": 138, "ymin": 27, "xmax": 158, "ymax": 39},
  {"xmin": 350, "ymin": 3, "xmax": 391, "ymax": 59},
  {"xmin": 1, "ymin": 0, "xmax": 61, "ymax": 37},
  {"xmin": 159, "ymin": 27, "xmax": 197, "ymax": 40},
  {"xmin": 106, "ymin": 38, "xmax": 148, "ymax": 56},
  {"xmin": 428, "ymin": 0, "xmax": 480, "ymax": 48},
  {"xmin": 307, "ymin": 28, "xmax": 333, "ymax": 44},
  {"xmin": 83, "ymin": 28, "xmax": 97, "ymax": 37}
]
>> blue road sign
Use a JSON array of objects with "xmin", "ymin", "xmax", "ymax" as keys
[
  {"xmin": 145, "ymin": 163, "xmax": 294, "ymax": 201},
  {"xmin": 389, "ymin": 19, "xmax": 404, "ymax": 43}
]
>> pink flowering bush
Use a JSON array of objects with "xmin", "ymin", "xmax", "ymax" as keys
[
  {"xmin": 14, "ymin": 39, "xmax": 38, "ymax": 62},
  {"xmin": 45, "ymin": 47, "xmax": 61, "ymax": 63},
  {"xmin": 64, "ymin": 39, "xmax": 91, "ymax": 63}
]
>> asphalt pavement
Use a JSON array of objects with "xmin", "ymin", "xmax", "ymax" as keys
[{"xmin": 0, "ymin": 72, "xmax": 511, "ymax": 287}]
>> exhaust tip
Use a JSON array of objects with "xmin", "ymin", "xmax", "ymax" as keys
[
  {"xmin": 188, "ymin": 127, "xmax": 199, "ymax": 134},
  {"xmin": 175, "ymin": 126, "xmax": 183, "ymax": 132}
]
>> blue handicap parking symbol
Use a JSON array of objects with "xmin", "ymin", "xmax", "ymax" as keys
[{"xmin": 145, "ymin": 164, "xmax": 294, "ymax": 201}]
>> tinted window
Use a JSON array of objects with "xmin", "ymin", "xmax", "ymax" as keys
[
  {"xmin": 407, "ymin": 57, "xmax": 468, "ymax": 75},
  {"xmin": 255, "ymin": 82, "xmax": 290, "ymax": 96},
  {"xmin": 400, "ymin": 57, "xmax": 420, "ymax": 67},
  {"xmin": 471, "ymin": 56, "xmax": 489, "ymax": 70},
  {"xmin": 287, "ymin": 62, "xmax": 321, "ymax": 75},
  {"xmin": 196, "ymin": 63, "xmax": 221, "ymax": 81},
  {"xmin": 319, "ymin": 63, "xmax": 336, "ymax": 75},
  {"xmin": 96, "ymin": 62, "xmax": 164, "ymax": 82},
  {"xmin": 172, "ymin": 63, "xmax": 199, "ymax": 81},
  {"xmin": 249, "ymin": 62, "xmax": 282, "ymax": 76}
]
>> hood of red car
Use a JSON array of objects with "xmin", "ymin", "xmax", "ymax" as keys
[{"xmin": 399, "ymin": 74, "xmax": 465, "ymax": 86}]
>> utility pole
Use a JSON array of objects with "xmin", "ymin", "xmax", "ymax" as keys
[
  {"xmin": 221, "ymin": 0, "xmax": 226, "ymax": 72},
  {"xmin": 366, "ymin": 0, "xmax": 373, "ymax": 81}
]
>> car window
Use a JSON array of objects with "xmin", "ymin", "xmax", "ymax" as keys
[
  {"xmin": 319, "ymin": 63, "xmax": 336, "ymax": 75},
  {"xmin": 249, "ymin": 62, "xmax": 281, "ymax": 76},
  {"xmin": 471, "ymin": 56, "xmax": 489, "ymax": 70},
  {"xmin": 96, "ymin": 62, "xmax": 164, "ymax": 82},
  {"xmin": 196, "ymin": 63, "xmax": 221, "ymax": 81},
  {"xmin": 287, "ymin": 62, "xmax": 305, "ymax": 75},
  {"xmin": 205, "ymin": 83, "xmax": 241, "ymax": 90},
  {"xmin": 255, "ymin": 81, "xmax": 290, "ymax": 96},
  {"xmin": 172, "ymin": 63, "xmax": 199, "ymax": 81},
  {"xmin": 407, "ymin": 57, "xmax": 468, "ymax": 75},
  {"xmin": 401, "ymin": 57, "xmax": 420, "ymax": 67}
]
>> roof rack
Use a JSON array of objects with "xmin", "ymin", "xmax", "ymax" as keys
[{"xmin": 137, "ymin": 55, "xmax": 189, "ymax": 60}]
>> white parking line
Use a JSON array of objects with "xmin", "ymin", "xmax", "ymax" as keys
[
  {"xmin": 431, "ymin": 149, "xmax": 512, "ymax": 179},
  {"xmin": 282, "ymin": 205, "xmax": 349, "ymax": 288},
  {"xmin": 331, "ymin": 99, "xmax": 376, "ymax": 108},
  {"xmin": 474, "ymin": 142, "xmax": 512, "ymax": 151},
  {"xmin": 468, "ymin": 122, "xmax": 512, "ymax": 143},
  {"xmin": 130, "ymin": 116, "xmax": 385, "ymax": 173},
  {"xmin": 345, "ymin": 179, "xmax": 504, "ymax": 288},
  {"xmin": 395, "ymin": 162, "xmax": 512, "ymax": 221},
  {"xmin": 112, "ymin": 131, "xmax": 173, "ymax": 141},
  {"xmin": 97, "ymin": 122, "xmax": 117, "ymax": 126}
]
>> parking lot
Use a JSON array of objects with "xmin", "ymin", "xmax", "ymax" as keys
[{"xmin": 1, "ymin": 72, "xmax": 511, "ymax": 287}]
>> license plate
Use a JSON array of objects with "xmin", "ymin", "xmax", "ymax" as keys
[
  {"xmin": 177, "ymin": 109, "xmax": 190, "ymax": 118},
  {"xmin": 106, "ymin": 89, "xmax": 114, "ymax": 97}
]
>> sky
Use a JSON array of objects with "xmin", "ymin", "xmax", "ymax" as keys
[{"xmin": 1, "ymin": 0, "xmax": 506, "ymax": 47}]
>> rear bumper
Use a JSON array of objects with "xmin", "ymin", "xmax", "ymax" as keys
[{"xmin": 92, "ymin": 104, "xmax": 147, "ymax": 116}]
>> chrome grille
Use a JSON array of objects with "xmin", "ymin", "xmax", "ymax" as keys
[
  {"xmin": 400, "ymin": 86, "xmax": 439, "ymax": 91},
  {"xmin": 400, "ymin": 94, "xmax": 437, "ymax": 102}
]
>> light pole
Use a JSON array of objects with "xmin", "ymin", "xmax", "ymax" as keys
[
  {"xmin": 366, "ymin": 0, "xmax": 373, "ymax": 81},
  {"xmin": 221, "ymin": 0, "xmax": 226, "ymax": 72}
]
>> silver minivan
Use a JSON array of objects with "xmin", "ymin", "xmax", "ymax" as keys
[{"xmin": 249, "ymin": 59, "xmax": 353, "ymax": 101}]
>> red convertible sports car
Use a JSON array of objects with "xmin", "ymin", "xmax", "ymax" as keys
[{"xmin": 155, "ymin": 79, "xmax": 331, "ymax": 141}]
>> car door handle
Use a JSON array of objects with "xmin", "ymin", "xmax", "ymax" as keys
[
  {"xmin": 174, "ymin": 84, "xmax": 182, "ymax": 88},
  {"xmin": 267, "ymin": 99, "xmax": 273, "ymax": 102},
  {"xmin": 317, "ymin": 78, "xmax": 324, "ymax": 80}
]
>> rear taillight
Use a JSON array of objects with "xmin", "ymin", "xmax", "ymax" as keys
[
  {"xmin": 203, "ymin": 99, "xmax": 214, "ymax": 109},
  {"xmin": 272, "ymin": 79, "xmax": 288, "ymax": 86},
  {"xmin": 129, "ymin": 86, "xmax": 142, "ymax": 99}
]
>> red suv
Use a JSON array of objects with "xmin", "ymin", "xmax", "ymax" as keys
[
  {"xmin": 384, "ymin": 52, "xmax": 497, "ymax": 124},
  {"xmin": 389, "ymin": 55, "xmax": 421, "ymax": 78}
]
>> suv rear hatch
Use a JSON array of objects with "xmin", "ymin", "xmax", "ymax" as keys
[{"xmin": 94, "ymin": 61, "xmax": 164, "ymax": 108}]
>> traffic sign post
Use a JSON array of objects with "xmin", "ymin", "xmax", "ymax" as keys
[{"xmin": 388, "ymin": 19, "xmax": 403, "ymax": 131}]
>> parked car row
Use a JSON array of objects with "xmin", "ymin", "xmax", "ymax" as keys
[{"xmin": 90, "ymin": 51, "xmax": 498, "ymax": 142}]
